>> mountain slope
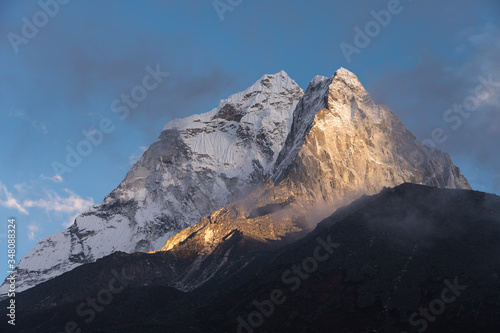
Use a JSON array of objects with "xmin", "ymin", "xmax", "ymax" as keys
[{"xmin": 0, "ymin": 71, "xmax": 303, "ymax": 296}]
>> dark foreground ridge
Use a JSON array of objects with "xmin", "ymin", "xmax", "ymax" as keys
[{"xmin": 3, "ymin": 183, "xmax": 500, "ymax": 332}]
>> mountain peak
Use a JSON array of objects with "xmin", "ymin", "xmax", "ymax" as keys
[
  {"xmin": 266, "ymin": 69, "xmax": 290, "ymax": 78},
  {"xmin": 215, "ymin": 70, "xmax": 300, "ymax": 111},
  {"xmin": 163, "ymin": 70, "xmax": 302, "ymax": 131},
  {"xmin": 272, "ymin": 68, "xmax": 470, "ymax": 192},
  {"xmin": 331, "ymin": 67, "xmax": 365, "ymax": 95},
  {"xmin": 334, "ymin": 67, "xmax": 358, "ymax": 79},
  {"xmin": 246, "ymin": 70, "xmax": 298, "ymax": 93}
]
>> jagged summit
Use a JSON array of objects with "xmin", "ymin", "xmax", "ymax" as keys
[
  {"xmin": 273, "ymin": 68, "xmax": 384, "ymax": 183},
  {"xmin": 273, "ymin": 67, "xmax": 468, "ymax": 188},
  {"xmin": 163, "ymin": 70, "xmax": 299, "ymax": 131},
  {"xmin": 335, "ymin": 66, "xmax": 361, "ymax": 82},
  {"xmin": 308, "ymin": 67, "xmax": 360, "ymax": 90}
]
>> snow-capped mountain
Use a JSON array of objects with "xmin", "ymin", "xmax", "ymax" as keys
[
  {"xmin": 1, "ymin": 67, "xmax": 470, "ymax": 297},
  {"xmin": 151, "ymin": 68, "xmax": 471, "ymax": 291},
  {"xmin": 0, "ymin": 71, "xmax": 303, "ymax": 296}
]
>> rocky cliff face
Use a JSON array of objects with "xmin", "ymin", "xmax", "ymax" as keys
[
  {"xmin": 0, "ymin": 71, "xmax": 303, "ymax": 296},
  {"xmin": 154, "ymin": 68, "xmax": 471, "ymax": 291}
]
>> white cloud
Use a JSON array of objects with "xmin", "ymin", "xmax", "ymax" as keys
[
  {"xmin": 40, "ymin": 174, "xmax": 64, "ymax": 183},
  {"xmin": 0, "ymin": 181, "xmax": 28, "ymax": 215},
  {"xmin": 0, "ymin": 181, "xmax": 93, "ymax": 223},
  {"xmin": 23, "ymin": 189, "xmax": 94, "ymax": 214},
  {"xmin": 27, "ymin": 224, "xmax": 40, "ymax": 240}
]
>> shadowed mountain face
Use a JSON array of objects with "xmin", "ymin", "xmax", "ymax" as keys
[{"xmin": 5, "ymin": 184, "xmax": 500, "ymax": 333}]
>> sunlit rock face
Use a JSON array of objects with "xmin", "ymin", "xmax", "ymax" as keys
[
  {"xmin": 271, "ymin": 67, "xmax": 470, "ymax": 207},
  {"xmin": 156, "ymin": 68, "xmax": 470, "ymax": 291}
]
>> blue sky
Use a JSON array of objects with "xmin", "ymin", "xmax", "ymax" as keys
[{"xmin": 0, "ymin": 0, "xmax": 499, "ymax": 281}]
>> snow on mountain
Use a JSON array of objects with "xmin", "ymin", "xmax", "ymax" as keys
[{"xmin": 0, "ymin": 71, "xmax": 303, "ymax": 296}]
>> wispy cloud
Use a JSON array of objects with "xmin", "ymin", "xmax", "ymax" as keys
[
  {"xmin": 40, "ymin": 174, "xmax": 64, "ymax": 183},
  {"xmin": 0, "ymin": 181, "xmax": 28, "ymax": 215},
  {"xmin": 23, "ymin": 189, "xmax": 94, "ymax": 214},
  {"xmin": 0, "ymin": 181, "xmax": 93, "ymax": 219},
  {"xmin": 27, "ymin": 224, "xmax": 40, "ymax": 240}
]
